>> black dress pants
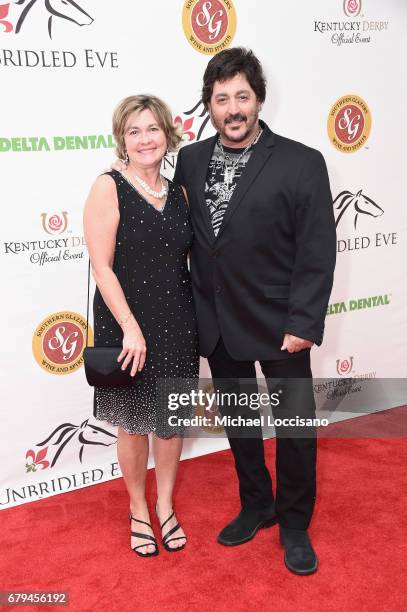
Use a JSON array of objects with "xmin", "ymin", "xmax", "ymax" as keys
[{"xmin": 207, "ymin": 338, "xmax": 317, "ymax": 530}]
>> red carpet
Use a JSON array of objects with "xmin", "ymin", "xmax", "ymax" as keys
[{"xmin": 1, "ymin": 413, "xmax": 406, "ymax": 611}]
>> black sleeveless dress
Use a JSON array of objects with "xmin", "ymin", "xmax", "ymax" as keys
[{"xmin": 93, "ymin": 170, "xmax": 199, "ymax": 437}]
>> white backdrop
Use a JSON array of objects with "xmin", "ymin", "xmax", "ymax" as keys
[{"xmin": 1, "ymin": 0, "xmax": 406, "ymax": 509}]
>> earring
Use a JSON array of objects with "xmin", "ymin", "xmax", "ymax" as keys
[{"xmin": 124, "ymin": 151, "xmax": 129, "ymax": 165}]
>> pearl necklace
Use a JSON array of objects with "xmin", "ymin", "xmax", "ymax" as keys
[{"xmin": 130, "ymin": 172, "xmax": 168, "ymax": 199}]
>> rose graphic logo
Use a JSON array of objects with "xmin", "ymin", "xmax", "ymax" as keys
[
  {"xmin": 343, "ymin": 0, "xmax": 362, "ymax": 17},
  {"xmin": 25, "ymin": 447, "xmax": 50, "ymax": 472},
  {"xmin": 182, "ymin": 0, "xmax": 237, "ymax": 55},
  {"xmin": 333, "ymin": 190, "xmax": 384, "ymax": 229},
  {"xmin": 41, "ymin": 211, "xmax": 68, "ymax": 235},
  {"xmin": 336, "ymin": 357, "xmax": 354, "ymax": 376},
  {"xmin": 1, "ymin": 0, "xmax": 93, "ymax": 39}
]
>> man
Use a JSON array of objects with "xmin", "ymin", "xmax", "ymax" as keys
[{"xmin": 174, "ymin": 47, "xmax": 336, "ymax": 575}]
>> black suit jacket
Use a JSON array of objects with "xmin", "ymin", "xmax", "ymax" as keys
[{"xmin": 173, "ymin": 120, "xmax": 336, "ymax": 360}]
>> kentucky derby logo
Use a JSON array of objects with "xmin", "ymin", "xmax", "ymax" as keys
[
  {"xmin": 25, "ymin": 419, "xmax": 117, "ymax": 471},
  {"xmin": 336, "ymin": 357, "xmax": 354, "ymax": 376},
  {"xmin": 327, "ymin": 95, "xmax": 371, "ymax": 153},
  {"xmin": 175, "ymin": 99, "xmax": 211, "ymax": 143},
  {"xmin": 41, "ymin": 211, "xmax": 68, "ymax": 235},
  {"xmin": 333, "ymin": 190, "xmax": 384, "ymax": 229},
  {"xmin": 0, "ymin": 0, "xmax": 93, "ymax": 39},
  {"xmin": 32, "ymin": 311, "xmax": 92, "ymax": 375},
  {"xmin": 343, "ymin": 0, "xmax": 362, "ymax": 17},
  {"xmin": 182, "ymin": 0, "xmax": 237, "ymax": 55}
]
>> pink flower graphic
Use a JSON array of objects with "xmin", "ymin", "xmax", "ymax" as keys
[{"xmin": 48, "ymin": 214, "xmax": 63, "ymax": 232}]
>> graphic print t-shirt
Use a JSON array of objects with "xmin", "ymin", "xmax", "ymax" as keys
[{"xmin": 205, "ymin": 140, "xmax": 254, "ymax": 236}]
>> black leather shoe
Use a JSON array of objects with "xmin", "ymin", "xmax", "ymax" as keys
[
  {"xmin": 218, "ymin": 506, "xmax": 278, "ymax": 546},
  {"xmin": 280, "ymin": 526, "xmax": 318, "ymax": 575}
]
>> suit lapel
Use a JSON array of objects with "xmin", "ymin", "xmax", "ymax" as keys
[
  {"xmin": 215, "ymin": 124, "xmax": 276, "ymax": 241},
  {"xmin": 193, "ymin": 134, "xmax": 217, "ymax": 242}
]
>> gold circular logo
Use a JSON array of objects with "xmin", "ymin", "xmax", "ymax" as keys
[
  {"xmin": 182, "ymin": 0, "xmax": 237, "ymax": 55},
  {"xmin": 32, "ymin": 311, "xmax": 92, "ymax": 375},
  {"xmin": 327, "ymin": 95, "xmax": 371, "ymax": 153}
]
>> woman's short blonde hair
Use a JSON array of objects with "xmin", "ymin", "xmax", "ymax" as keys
[{"xmin": 112, "ymin": 95, "xmax": 182, "ymax": 159}]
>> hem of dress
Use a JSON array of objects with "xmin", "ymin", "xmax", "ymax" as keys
[{"xmin": 93, "ymin": 413, "xmax": 185, "ymax": 438}]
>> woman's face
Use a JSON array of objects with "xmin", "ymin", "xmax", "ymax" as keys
[{"xmin": 123, "ymin": 108, "xmax": 167, "ymax": 170}]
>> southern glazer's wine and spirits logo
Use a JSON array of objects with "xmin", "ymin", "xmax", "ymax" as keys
[
  {"xmin": 0, "ymin": 0, "xmax": 93, "ymax": 39},
  {"xmin": 332, "ymin": 188, "xmax": 398, "ymax": 254},
  {"xmin": 314, "ymin": 0, "xmax": 389, "ymax": 47},
  {"xmin": 32, "ymin": 310, "xmax": 92, "ymax": 375},
  {"xmin": 327, "ymin": 95, "xmax": 371, "ymax": 153},
  {"xmin": 25, "ymin": 419, "xmax": 116, "ymax": 472},
  {"xmin": 182, "ymin": 0, "xmax": 236, "ymax": 55},
  {"xmin": 0, "ymin": 1, "xmax": 119, "ymax": 69},
  {"xmin": 41, "ymin": 211, "xmax": 68, "ymax": 235}
]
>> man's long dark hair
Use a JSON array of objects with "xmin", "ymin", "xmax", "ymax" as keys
[{"xmin": 202, "ymin": 47, "xmax": 266, "ymax": 107}]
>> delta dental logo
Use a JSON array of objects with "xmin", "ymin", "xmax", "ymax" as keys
[
  {"xmin": 327, "ymin": 95, "xmax": 371, "ymax": 153},
  {"xmin": 25, "ymin": 419, "xmax": 116, "ymax": 472},
  {"xmin": 0, "ymin": 0, "xmax": 93, "ymax": 39},
  {"xmin": 327, "ymin": 293, "xmax": 391, "ymax": 316},
  {"xmin": 314, "ymin": 0, "xmax": 389, "ymax": 47},
  {"xmin": 3, "ymin": 209, "xmax": 86, "ymax": 265},
  {"xmin": 0, "ymin": 1, "xmax": 119, "ymax": 69},
  {"xmin": 0, "ymin": 133, "xmax": 115, "ymax": 152},
  {"xmin": 182, "ymin": 0, "xmax": 237, "ymax": 55},
  {"xmin": 32, "ymin": 310, "xmax": 92, "ymax": 375},
  {"xmin": 332, "ymin": 188, "xmax": 398, "ymax": 254}
]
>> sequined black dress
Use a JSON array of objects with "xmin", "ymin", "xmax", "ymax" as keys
[{"xmin": 93, "ymin": 170, "xmax": 199, "ymax": 437}]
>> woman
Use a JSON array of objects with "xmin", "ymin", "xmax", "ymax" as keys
[{"xmin": 83, "ymin": 95, "xmax": 199, "ymax": 557}]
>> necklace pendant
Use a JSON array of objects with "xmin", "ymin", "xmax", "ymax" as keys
[{"xmin": 224, "ymin": 166, "xmax": 235, "ymax": 186}]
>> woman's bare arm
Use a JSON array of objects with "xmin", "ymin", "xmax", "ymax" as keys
[{"xmin": 83, "ymin": 175, "xmax": 146, "ymax": 374}]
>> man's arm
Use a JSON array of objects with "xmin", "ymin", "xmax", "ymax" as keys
[{"xmin": 284, "ymin": 150, "xmax": 336, "ymax": 346}]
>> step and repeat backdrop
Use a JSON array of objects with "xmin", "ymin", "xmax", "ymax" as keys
[{"xmin": 1, "ymin": 0, "xmax": 406, "ymax": 508}]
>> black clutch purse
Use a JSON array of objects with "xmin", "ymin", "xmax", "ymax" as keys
[
  {"xmin": 83, "ymin": 346, "xmax": 140, "ymax": 387},
  {"xmin": 83, "ymin": 259, "xmax": 142, "ymax": 388}
]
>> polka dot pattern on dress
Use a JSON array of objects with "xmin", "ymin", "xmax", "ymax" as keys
[{"xmin": 92, "ymin": 171, "xmax": 199, "ymax": 437}]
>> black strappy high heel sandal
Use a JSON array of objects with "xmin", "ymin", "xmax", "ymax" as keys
[
  {"xmin": 129, "ymin": 513, "xmax": 159, "ymax": 557},
  {"xmin": 157, "ymin": 507, "xmax": 186, "ymax": 553}
]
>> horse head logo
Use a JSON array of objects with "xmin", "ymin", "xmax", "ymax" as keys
[
  {"xmin": 333, "ymin": 189, "xmax": 384, "ymax": 229},
  {"xmin": 12, "ymin": 0, "xmax": 93, "ymax": 39},
  {"xmin": 28, "ymin": 419, "xmax": 117, "ymax": 470}
]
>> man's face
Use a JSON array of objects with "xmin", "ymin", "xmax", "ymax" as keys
[{"xmin": 208, "ymin": 73, "xmax": 261, "ymax": 147}]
